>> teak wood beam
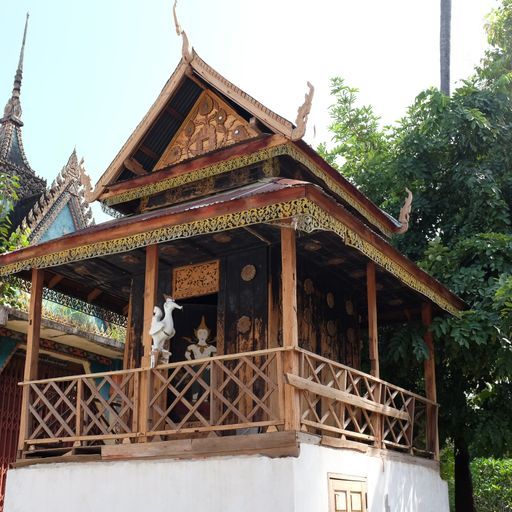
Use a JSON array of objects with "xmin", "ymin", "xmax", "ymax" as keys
[
  {"xmin": 139, "ymin": 245, "xmax": 159, "ymax": 436},
  {"xmin": 367, "ymin": 262, "xmax": 380, "ymax": 378},
  {"xmin": 142, "ymin": 245, "xmax": 159, "ymax": 365},
  {"xmin": 87, "ymin": 288, "xmax": 102, "ymax": 303},
  {"xmin": 47, "ymin": 273, "xmax": 63, "ymax": 289},
  {"xmin": 124, "ymin": 158, "xmax": 148, "ymax": 176},
  {"xmin": 139, "ymin": 144, "xmax": 159, "ymax": 161},
  {"xmin": 422, "ymin": 302, "xmax": 439, "ymax": 460},
  {"xmin": 18, "ymin": 268, "xmax": 44, "ymax": 453},
  {"xmin": 281, "ymin": 224, "xmax": 300, "ymax": 431}
]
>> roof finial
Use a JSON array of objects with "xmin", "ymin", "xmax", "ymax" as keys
[
  {"xmin": 172, "ymin": 0, "xmax": 193, "ymax": 63},
  {"xmin": 2, "ymin": 13, "xmax": 29, "ymax": 124},
  {"xmin": 291, "ymin": 81, "xmax": 314, "ymax": 140},
  {"xmin": 397, "ymin": 188, "xmax": 413, "ymax": 234}
]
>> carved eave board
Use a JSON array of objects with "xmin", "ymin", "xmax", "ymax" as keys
[{"xmin": 155, "ymin": 91, "xmax": 259, "ymax": 170}]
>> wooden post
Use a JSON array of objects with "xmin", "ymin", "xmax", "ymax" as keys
[
  {"xmin": 366, "ymin": 262, "xmax": 379, "ymax": 378},
  {"xmin": 422, "ymin": 302, "xmax": 439, "ymax": 460},
  {"xmin": 281, "ymin": 225, "xmax": 300, "ymax": 431},
  {"xmin": 138, "ymin": 245, "xmax": 159, "ymax": 437},
  {"xmin": 367, "ymin": 262, "xmax": 382, "ymax": 447},
  {"xmin": 17, "ymin": 268, "xmax": 44, "ymax": 455}
]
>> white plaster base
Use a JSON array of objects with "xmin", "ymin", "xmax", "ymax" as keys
[{"xmin": 5, "ymin": 443, "xmax": 448, "ymax": 512}]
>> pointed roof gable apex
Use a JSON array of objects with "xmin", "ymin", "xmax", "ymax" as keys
[
  {"xmin": 20, "ymin": 150, "xmax": 94, "ymax": 243},
  {"xmin": 88, "ymin": 50, "xmax": 314, "ymax": 202}
]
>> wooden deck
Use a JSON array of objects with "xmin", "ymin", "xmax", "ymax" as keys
[{"xmin": 17, "ymin": 347, "xmax": 438, "ymax": 461}]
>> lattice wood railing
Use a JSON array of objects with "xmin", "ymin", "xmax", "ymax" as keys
[
  {"xmin": 19, "ymin": 347, "xmax": 436, "ymax": 459},
  {"xmin": 291, "ymin": 348, "xmax": 437, "ymax": 457},
  {"xmin": 20, "ymin": 348, "xmax": 285, "ymax": 450},
  {"xmin": 25, "ymin": 370, "xmax": 140, "ymax": 446},
  {"xmin": 147, "ymin": 349, "xmax": 284, "ymax": 437}
]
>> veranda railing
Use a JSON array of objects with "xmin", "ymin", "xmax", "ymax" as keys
[{"xmin": 18, "ymin": 347, "xmax": 438, "ymax": 459}]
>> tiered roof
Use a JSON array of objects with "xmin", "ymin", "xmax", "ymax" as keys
[{"xmin": 0, "ymin": 14, "xmax": 93, "ymax": 241}]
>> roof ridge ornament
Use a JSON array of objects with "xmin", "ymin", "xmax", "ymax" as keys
[
  {"xmin": 2, "ymin": 13, "xmax": 29, "ymax": 125},
  {"xmin": 173, "ymin": 0, "xmax": 193, "ymax": 64},
  {"xmin": 291, "ymin": 81, "xmax": 314, "ymax": 141},
  {"xmin": 397, "ymin": 187, "xmax": 413, "ymax": 234}
]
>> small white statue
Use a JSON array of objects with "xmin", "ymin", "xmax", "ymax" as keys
[
  {"xmin": 184, "ymin": 316, "xmax": 217, "ymax": 402},
  {"xmin": 185, "ymin": 316, "xmax": 217, "ymax": 361},
  {"xmin": 149, "ymin": 295, "xmax": 182, "ymax": 367}
]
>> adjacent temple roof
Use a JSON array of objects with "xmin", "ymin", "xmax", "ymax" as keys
[
  {"xmin": 0, "ymin": 15, "xmax": 93, "ymax": 241},
  {"xmin": 0, "ymin": 14, "xmax": 46, "ymax": 200}
]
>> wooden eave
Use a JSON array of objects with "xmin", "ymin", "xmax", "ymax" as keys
[
  {"xmin": 0, "ymin": 179, "xmax": 465, "ymax": 316},
  {"xmin": 100, "ymin": 134, "xmax": 404, "ymax": 237}
]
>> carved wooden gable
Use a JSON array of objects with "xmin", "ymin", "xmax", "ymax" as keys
[{"xmin": 154, "ymin": 90, "xmax": 259, "ymax": 170}]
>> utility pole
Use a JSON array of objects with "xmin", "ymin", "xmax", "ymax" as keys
[{"xmin": 440, "ymin": 0, "xmax": 452, "ymax": 95}]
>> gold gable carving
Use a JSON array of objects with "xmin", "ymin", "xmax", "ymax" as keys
[{"xmin": 155, "ymin": 91, "xmax": 259, "ymax": 170}]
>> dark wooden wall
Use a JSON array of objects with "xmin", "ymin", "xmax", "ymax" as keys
[
  {"xmin": 296, "ymin": 255, "xmax": 362, "ymax": 369},
  {"xmin": 125, "ymin": 244, "xmax": 361, "ymax": 370}
]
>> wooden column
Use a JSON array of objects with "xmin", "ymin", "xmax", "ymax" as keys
[
  {"xmin": 367, "ymin": 262, "xmax": 382, "ymax": 448},
  {"xmin": 17, "ymin": 268, "xmax": 44, "ymax": 454},
  {"xmin": 139, "ymin": 245, "xmax": 159, "ymax": 437},
  {"xmin": 366, "ymin": 262, "xmax": 379, "ymax": 378},
  {"xmin": 281, "ymin": 225, "xmax": 300, "ymax": 431},
  {"xmin": 422, "ymin": 302, "xmax": 439, "ymax": 459}
]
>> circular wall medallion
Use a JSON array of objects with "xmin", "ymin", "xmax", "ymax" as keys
[
  {"xmin": 326, "ymin": 292, "xmax": 335, "ymax": 309},
  {"xmin": 304, "ymin": 241, "xmax": 321, "ymax": 252},
  {"xmin": 327, "ymin": 320, "xmax": 337, "ymax": 336},
  {"xmin": 121, "ymin": 254, "xmax": 141, "ymax": 265},
  {"xmin": 161, "ymin": 245, "xmax": 180, "ymax": 256},
  {"xmin": 213, "ymin": 233, "xmax": 232, "ymax": 243},
  {"xmin": 326, "ymin": 257, "xmax": 345, "ymax": 266},
  {"xmin": 237, "ymin": 316, "xmax": 252, "ymax": 334},
  {"xmin": 241, "ymin": 264, "xmax": 256, "ymax": 282},
  {"xmin": 345, "ymin": 299, "xmax": 354, "ymax": 316},
  {"xmin": 304, "ymin": 278, "xmax": 314, "ymax": 295}
]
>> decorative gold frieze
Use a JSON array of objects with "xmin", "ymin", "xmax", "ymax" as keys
[
  {"xmin": 104, "ymin": 143, "xmax": 394, "ymax": 236},
  {"xmin": 154, "ymin": 90, "xmax": 259, "ymax": 170},
  {"xmin": 172, "ymin": 260, "xmax": 220, "ymax": 299},
  {"xmin": 0, "ymin": 197, "xmax": 460, "ymax": 316}
]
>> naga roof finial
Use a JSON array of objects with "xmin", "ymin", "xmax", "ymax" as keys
[
  {"xmin": 2, "ymin": 13, "xmax": 29, "ymax": 124},
  {"xmin": 291, "ymin": 81, "xmax": 314, "ymax": 140},
  {"xmin": 173, "ymin": 0, "xmax": 193, "ymax": 64},
  {"xmin": 397, "ymin": 187, "xmax": 413, "ymax": 234}
]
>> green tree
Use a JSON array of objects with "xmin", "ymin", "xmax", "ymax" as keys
[
  {"xmin": 320, "ymin": 3, "xmax": 512, "ymax": 510},
  {"xmin": 0, "ymin": 173, "xmax": 29, "ymax": 306}
]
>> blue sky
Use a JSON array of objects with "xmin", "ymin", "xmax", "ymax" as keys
[{"xmin": 0, "ymin": 0, "xmax": 497, "ymax": 220}]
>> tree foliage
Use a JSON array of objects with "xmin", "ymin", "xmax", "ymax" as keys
[
  {"xmin": 321, "ymin": 1, "xmax": 512, "ymax": 508},
  {"xmin": 0, "ymin": 173, "xmax": 29, "ymax": 307}
]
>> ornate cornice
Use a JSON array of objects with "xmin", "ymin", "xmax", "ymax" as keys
[
  {"xmin": 103, "ymin": 142, "xmax": 394, "ymax": 236},
  {"xmin": 0, "ymin": 198, "xmax": 460, "ymax": 316}
]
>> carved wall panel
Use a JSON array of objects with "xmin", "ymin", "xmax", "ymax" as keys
[
  {"xmin": 172, "ymin": 260, "xmax": 220, "ymax": 300},
  {"xmin": 155, "ymin": 91, "xmax": 259, "ymax": 170}
]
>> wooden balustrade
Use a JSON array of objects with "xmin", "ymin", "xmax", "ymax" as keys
[
  {"xmin": 18, "ymin": 347, "xmax": 438, "ymax": 460},
  {"xmin": 291, "ymin": 348, "xmax": 438, "ymax": 458}
]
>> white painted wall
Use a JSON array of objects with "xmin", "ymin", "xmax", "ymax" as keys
[
  {"xmin": 5, "ymin": 443, "xmax": 448, "ymax": 512},
  {"xmin": 293, "ymin": 444, "xmax": 449, "ymax": 512}
]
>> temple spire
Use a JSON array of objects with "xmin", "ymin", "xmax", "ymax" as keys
[{"xmin": 2, "ymin": 13, "xmax": 29, "ymax": 125}]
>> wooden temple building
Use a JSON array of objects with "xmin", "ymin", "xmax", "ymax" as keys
[
  {"xmin": 1, "ymin": 11, "xmax": 463, "ymax": 512},
  {"xmin": 0, "ymin": 16, "xmax": 124, "ymax": 512}
]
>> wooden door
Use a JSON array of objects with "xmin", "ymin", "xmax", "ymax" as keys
[{"xmin": 328, "ymin": 476, "xmax": 367, "ymax": 512}]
